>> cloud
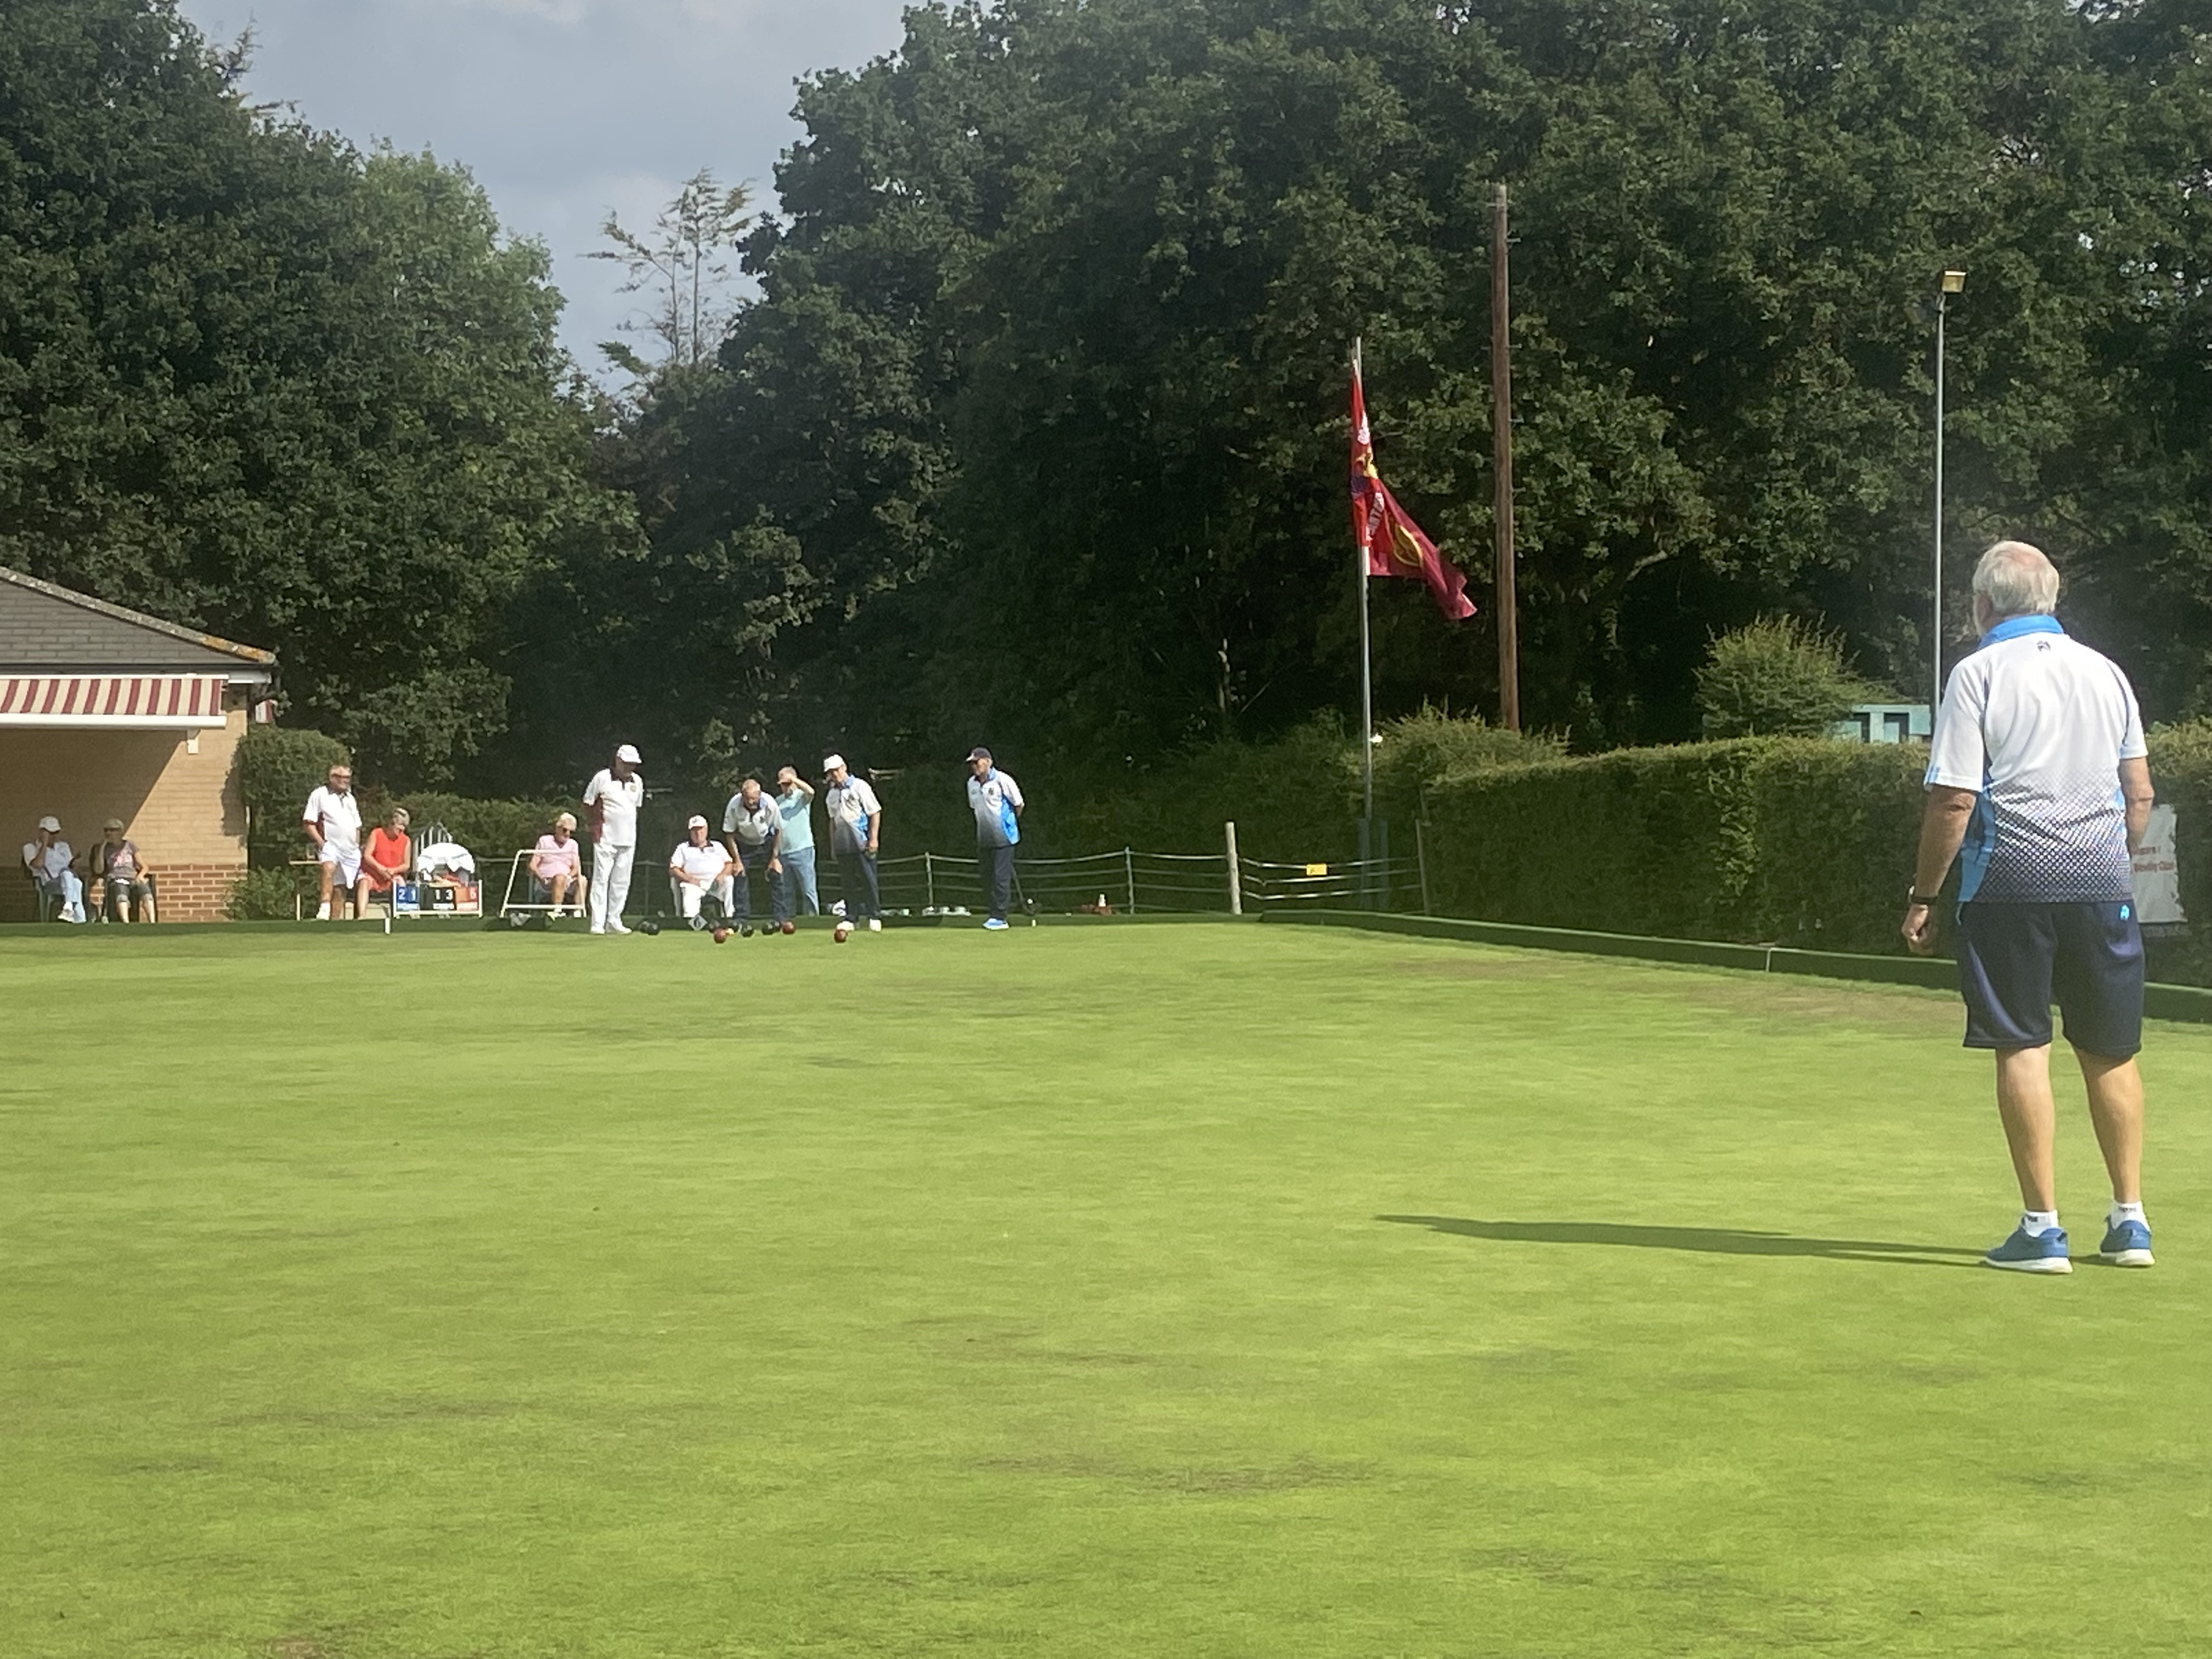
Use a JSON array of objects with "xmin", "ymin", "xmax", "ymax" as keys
[
  {"xmin": 442, "ymin": 0, "xmax": 594, "ymax": 24},
  {"xmin": 173, "ymin": 0, "xmax": 910, "ymax": 374}
]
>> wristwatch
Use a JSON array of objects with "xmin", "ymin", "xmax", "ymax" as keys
[{"xmin": 1905, "ymin": 887, "xmax": 1942, "ymax": 907}]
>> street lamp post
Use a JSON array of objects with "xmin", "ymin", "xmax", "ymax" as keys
[{"xmin": 1933, "ymin": 268, "xmax": 1966, "ymax": 714}]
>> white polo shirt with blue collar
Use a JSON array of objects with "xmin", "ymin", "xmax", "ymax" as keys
[
  {"xmin": 967, "ymin": 767, "xmax": 1023, "ymax": 848},
  {"xmin": 1925, "ymin": 614, "xmax": 2146, "ymax": 904}
]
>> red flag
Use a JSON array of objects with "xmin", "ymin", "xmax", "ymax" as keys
[{"xmin": 1351, "ymin": 360, "xmax": 1476, "ymax": 620}]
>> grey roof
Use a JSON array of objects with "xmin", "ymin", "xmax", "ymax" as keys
[{"xmin": 0, "ymin": 566, "xmax": 275, "ymax": 675}]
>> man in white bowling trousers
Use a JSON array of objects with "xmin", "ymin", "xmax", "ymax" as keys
[
  {"xmin": 584, "ymin": 743, "xmax": 645, "ymax": 935},
  {"xmin": 668, "ymin": 815, "xmax": 735, "ymax": 929}
]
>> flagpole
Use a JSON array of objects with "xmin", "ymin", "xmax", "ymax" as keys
[
  {"xmin": 1354, "ymin": 336, "xmax": 1374, "ymax": 825},
  {"xmin": 1492, "ymin": 183, "xmax": 1521, "ymax": 732}
]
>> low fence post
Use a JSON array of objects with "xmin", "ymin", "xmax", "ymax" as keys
[
  {"xmin": 924, "ymin": 851, "xmax": 935, "ymax": 912},
  {"xmin": 1124, "ymin": 847, "xmax": 1138, "ymax": 915},
  {"xmin": 1414, "ymin": 819, "xmax": 1432, "ymax": 916},
  {"xmin": 1224, "ymin": 821, "xmax": 1242, "ymax": 916}
]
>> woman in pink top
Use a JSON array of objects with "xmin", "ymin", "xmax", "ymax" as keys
[{"xmin": 530, "ymin": 812, "xmax": 585, "ymax": 918}]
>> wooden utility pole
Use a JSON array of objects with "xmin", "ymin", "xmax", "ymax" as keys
[
  {"xmin": 1353, "ymin": 336, "xmax": 1374, "ymax": 824},
  {"xmin": 1491, "ymin": 182, "xmax": 1521, "ymax": 732}
]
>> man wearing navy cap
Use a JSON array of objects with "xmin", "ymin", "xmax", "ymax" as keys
[
  {"xmin": 823, "ymin": 755, "xmax": 883, "ymax": 932},
  {"xmin": 966, "ymin": 747, "xmax": 1024, "ymax": 930}
]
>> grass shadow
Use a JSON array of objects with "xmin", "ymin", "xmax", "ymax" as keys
[{"xmin": 1378, "ymin": 1215, "xmax": 1983, "ymax": 1269}]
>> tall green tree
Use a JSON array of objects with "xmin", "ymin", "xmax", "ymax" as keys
[
  {"xmin": 611, "ymin": 0, "xmax": 2212, "ymax": 772},
  {"xmin": 559, "ymin": 3, "xmax": 1008, "ymax": 782},
  {"xmin": 589, "ymin": 168, "xmax": 755, "ymax": 377},
  {"xmin": 0, "ymin": 0, "xmax": 636, "ymax": 785}
]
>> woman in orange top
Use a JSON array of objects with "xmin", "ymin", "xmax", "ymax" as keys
[{"xmin": 363, "ymin": 807, "xmax": 412, "ymax": 904}]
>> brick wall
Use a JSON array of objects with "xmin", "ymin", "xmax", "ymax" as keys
[
  {"xmin": 139, "ymin": 862, "xmax": 246, "ymax": 922},
  {"xmin": 8, "ymin": 862, "xmax": 245, "ymax": 923},
  {"xmin": 4, "ymin": 697, "xmax": 250, "ymax": 922}
]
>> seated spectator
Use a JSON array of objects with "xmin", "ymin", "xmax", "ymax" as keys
[
  {"xmin": 21, "ymin": 815, "xmax": 86, "ymax": 923},
  {"xmin": 364, "ymin": 808, "xmax": 412, "ymax": 906},
  {"xmin": 92, "ymin": 819, "xmax": 156, "ymax": 923},
  {"xmin": 668, "ymin": 815, "xmax": 735, "ymax": 929},
  {"xmin": 531, "ymin": 812, "xmax": 585, "ymax": 918}
]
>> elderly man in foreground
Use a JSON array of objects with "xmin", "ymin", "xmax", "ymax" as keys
[{"xmin": 1903, "ymin": 540, "xmax": 2156, "ymax": 1273}]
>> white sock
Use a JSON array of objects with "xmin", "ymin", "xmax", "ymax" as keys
[
  {"xmin": 315, "ymin": 901, "xmax": 331, "ymax": 921},
  {"xmin": 2019, "ymin": 1210, "xmax": 2061, "ymax": 1238},
  {"xmin": 2109, "ymin": 1201, "xmax": 2147, "ymax": 1228}
]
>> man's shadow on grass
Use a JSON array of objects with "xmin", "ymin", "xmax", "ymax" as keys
[{"xmin": 1378, "ymin": 1215, "xmax": 1984, "ymax": 1269}]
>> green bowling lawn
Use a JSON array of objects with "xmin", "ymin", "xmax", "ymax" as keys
[{"xmin": 3, "ymin": 921, "xmax": 2207, "ymax": 1657}]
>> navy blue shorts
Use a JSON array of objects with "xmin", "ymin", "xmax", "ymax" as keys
[{"xmin": 1954, "ymin": 901, "xmax": 2143, "ymax": 1057}]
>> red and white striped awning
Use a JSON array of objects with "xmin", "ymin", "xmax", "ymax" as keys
[{"xmin": 0, "ymin": 674, "xmax": 229, "ymax": 727}]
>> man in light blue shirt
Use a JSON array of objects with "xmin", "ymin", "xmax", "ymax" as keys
[
  {"xmin": 774, "ymin": 765, "xmax": 820, "ymax": 917},
  {"xmin": 965, "ymin": 746, "xmax": 1024, "ymax": 929}
]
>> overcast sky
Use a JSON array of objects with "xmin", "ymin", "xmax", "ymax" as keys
[{"xmin": 172, "ymin": 0, "xmax": 913, "ymax": 377}]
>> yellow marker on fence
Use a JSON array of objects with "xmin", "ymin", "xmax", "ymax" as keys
[{"xmin": 1304, "ymin": 862, "xmax": 1329, "ymax": 877}]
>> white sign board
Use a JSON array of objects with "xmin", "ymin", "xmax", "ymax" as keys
[{"xmin": 2131, "ymin": 804, "xmax": 2186, "ymax": 927}]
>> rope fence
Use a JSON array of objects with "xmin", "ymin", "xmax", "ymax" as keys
[
  {"xmin": 280, "ymin": 821, "xmax": 1427, "ymax": 922},
  {"xmin": 872, "ymin": 824, "xmax": 1426, "ymax": 917}
]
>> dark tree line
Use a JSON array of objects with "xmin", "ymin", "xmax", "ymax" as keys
[
  {"xmin": 5, "ymin": 0, "xmax": 2210, "ymax": 799},
  {"xmin": 572, "ymin": 0, "xmax": 2212, "ymax": 781}
]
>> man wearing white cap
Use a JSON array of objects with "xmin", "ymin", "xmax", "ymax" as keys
[
  {"xmin": 668, "ymin": 815, "xmax": 735, "ymax": 927},
  {"xmin": 21, "ymin": 815, "xmax": 86, "ymax": 923},
  {"xmin": 822, "ymin": 755, "xmax": 883, "ymax": 931},
  {"xmin": 302, "ymin": 762, "xmax": 366, "ymax": 921},
  {"xmin": 583, "ymin": 743, "xmax": 645, "ymax": 934}
]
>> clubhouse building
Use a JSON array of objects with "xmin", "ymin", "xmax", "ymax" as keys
[{"xmin": 2, "ymin": 566, "xmax": 276, "ymax": 921}]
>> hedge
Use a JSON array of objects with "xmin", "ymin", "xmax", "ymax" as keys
[
  {"xmin": 225, "ymin": 867, "xmax": 303, "ymax": 921},
  {"xmin": 239, "ymin": 727, "xmax": 569, "ymax": 875},
  {"xmin": 1419, "ymin": 724, "xmax": 2212, "ymax": 983},
  {"xmin": 390, "ymin": 793, "xmax": 572, "ymax": 865},
  {"xmin": 239, "ymin": 726, "xmax": 350, "ymax": 868},
  {"xmin": 1423, "ymin": 740, "xmax": 1781, "ymax": 942},
  {"xmin": 231, "ymin": 715, "xmax": 2212, "ymax": 988}
]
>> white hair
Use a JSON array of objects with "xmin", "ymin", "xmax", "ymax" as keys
[{"xmin": 1973, "ymin": 540, "xmax": 2060, "ymax": 621}]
